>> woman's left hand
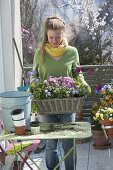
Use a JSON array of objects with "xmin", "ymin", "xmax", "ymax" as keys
[{"xmin": 82, "ymin": 81, "xmax": 91, "ymax": 95}]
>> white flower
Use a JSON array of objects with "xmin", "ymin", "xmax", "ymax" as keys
[
  {"xmin": 44, "ymin": 80, "xmax": 48, "ymax": 84},
  {"xmin": 72, "ymin": 90, "xmax": 76, "ymax": 95},
  {"xmin": 45, "ymin": 89, "xmax": 48, "ymax": 93},
  {"xmin": 92, "ymin": 36, "xmax": 96, "ymax": 40},
  {"xmin": 75, "ymin": 90, "xmax": 79, "ymax": 94},
  {"xmin": 85, "ymin": 47, "xmax": 89, "ymax": 52},
  {"xmin": 47, "ymin": 92, "xmax": 51, "ymax": 96},
  {"xmin": 105, "ymin": 13, "xmax": 108, "ymax": 16}
]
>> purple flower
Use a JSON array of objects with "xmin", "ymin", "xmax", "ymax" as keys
[
  {"xmin": 25, "ymin": 78, "xmax": 30, "ymax": 84},
  {"xmin": 61, "ymin": 77, "xmax": 74, "ymax": 88},
  {"xmin": 75, "ymin": 67, "xmax": 82, "ymax": 73},
  {"xmin": 95, "ymin": 84, "xmax": 102, "ymax": 92},
  {"xmin": 87, "ymin": 68, "xmax": 93, "ymax": 76},
  {"xmin": 62, "ymin": 82, "xmax": 66, "ymax": 87},
  {"xmin": 33, "ymin": 78, "xmax": 39, "ymax": 83},
  {"xmin": 32, "ymin": 70, "xmax": 37, "ymax": 75},
  {"xmin": 27, "ymin": 71, "xmax": 33, "ymax": 76}
]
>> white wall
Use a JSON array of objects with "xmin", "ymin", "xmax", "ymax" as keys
[
  {"xmin": 11, "ymin": 0, "xmax": 23, "ymax": 89},
  {"xmin": 0, "ymin": 8, "xmax": 4, "ymax": 92},
  {"xmin": 0, "ymin": 0, "xmax": 15, "ymax": 91},
  {"xmin": 0, "ymin": 0, "xmax": 22, "ymax": 92}
]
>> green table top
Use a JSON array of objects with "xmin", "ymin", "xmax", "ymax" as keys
[{"xmin": 0, "ymin": 122, "xmax": 91, "ymax": 141}]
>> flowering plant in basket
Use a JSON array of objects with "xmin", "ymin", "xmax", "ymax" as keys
[
  {"xmin": 26, "ymin": 71, "xmax": 90, "ymax": 100},
  {"xmin": 26, "ymin": 70, "xmax": 91, "ymax": 114}
]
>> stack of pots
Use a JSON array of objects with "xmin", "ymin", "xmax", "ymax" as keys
[{"xmin": 11, "ymin": 109, "xmax": 26, "ymax": 135}]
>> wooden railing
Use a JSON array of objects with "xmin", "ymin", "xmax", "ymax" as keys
[
  {"xmin": 80, "ymin": 65, "xmax": 113, "ymax": 119},
  {"xmin": 23, "ymin": 65, "xmax": 113, "ymax": 120}
]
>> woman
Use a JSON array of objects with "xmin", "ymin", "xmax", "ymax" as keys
[{"xmin": 32, "ymin": 16, "xmax": 91, "ymax": 170}]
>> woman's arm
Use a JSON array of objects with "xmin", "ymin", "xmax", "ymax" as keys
[
  {"xmin": 72, "ymin": 48, "xmax": 91, "ymax": 94},
  {"xmin": 30, "ymin": 49, "xmax": 40, "ymax": 83}
]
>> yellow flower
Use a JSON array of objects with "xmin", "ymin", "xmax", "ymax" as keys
[
  {"xmin": 100, "ymin": 113, "xmax": 103, "ymax": 119},
  {"xmin": 99, "ymin": 106, "xmax": 103, "ymax": 109},
  {"xmin": 105, "ymin": 95, "xmax": 110, "ymax": 100},
  {"xmin": 93, "ymin": 116, "xmax": 97, "ymax": 121},
  {"xmin": 92, "ymin": 111, "xmax": 96, "ymax": 115},
  {"xmin": 96, "ymin": 112, "xmax": 99, "ymax": 117},
  {"xmin": 101, "ymin": 89, "xmax": 106, "ymax": 94}
]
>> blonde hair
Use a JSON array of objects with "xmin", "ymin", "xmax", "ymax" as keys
[{"xmin": 39, "ymin": 16, "xmax": 66, "ymax": 63}]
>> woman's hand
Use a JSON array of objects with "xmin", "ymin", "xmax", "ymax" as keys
[{"xmin": 81, "ymin": 81, "xmax": 91, "ymax": 95}]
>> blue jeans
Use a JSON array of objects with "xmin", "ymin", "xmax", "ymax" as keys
[{"xmin": 41, "ymin": 113, "xmax": 77, "ymax": 170}]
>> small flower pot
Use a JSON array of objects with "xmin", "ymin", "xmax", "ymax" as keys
[
  {"xmin": 92, "ymin": 127, "xmax": 111, "ymax": 149},
  {"xmin": 76, "ymin": 112, "xmax": 83, "ymax": 121},
  {"xmin": 0, "ymin": 152, "xmax": 7, "ymax": 165},
  {"xmin": 10, "ymin": 109, "xmax": 25, "ymax": 120},
  {"xmin": 30, "ymin": 121, "xmax": 40, "ymax": 134},
  {"xmin": 15, "ymin": 125, "xmax": 26, "ymax": 135},
  {"xmin": 100, "ymin": 119, "xmax": 113, "ymax": 137},
  {"xmin": 13, "ymin": 118, "xmax": 25, "ymax": 127}
]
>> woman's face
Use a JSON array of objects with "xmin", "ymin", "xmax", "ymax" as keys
[{"xmin": 47, "ymin": 29, "xmax": 63, "ymax": 48}]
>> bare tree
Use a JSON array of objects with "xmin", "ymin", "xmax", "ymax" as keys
[{"xmin": 20, "ymin": 0, "xmax": 49, "ymax": 65}]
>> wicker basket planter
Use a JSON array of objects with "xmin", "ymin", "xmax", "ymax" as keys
[{"xmin": 33, "ymin": 97, "xmax": 86, "ymax": 115}]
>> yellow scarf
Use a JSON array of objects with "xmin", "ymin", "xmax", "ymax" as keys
[{"xmin": 45, "ymin": 39, "xmax": 68, "ymax": 57}]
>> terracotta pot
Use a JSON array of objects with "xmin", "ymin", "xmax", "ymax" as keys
[
  {"xmin": 76, "ymin": 112, "xmax": 83, "ymax": 120},
  {"xmin": 92, "ymin": 127, "xmax": 111, "ymax": 149},
  {"xmin": 15, "ymin": 125, "xmax": 26, "ymax": 135},
  {"xmin": 0, "ymin": 152, "xmax": 7, "ymax": 165},
  {"xmin": 100, "ymin": 119, "xmax": 113, "ymax": 137}
]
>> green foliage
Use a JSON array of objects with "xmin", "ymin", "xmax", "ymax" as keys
[{"xmin": 31, "ymin": 102, "xmax": 37, "ymax": 113}]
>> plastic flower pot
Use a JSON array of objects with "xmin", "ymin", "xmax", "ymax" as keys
[
  {"xmin": 13, "ymin": 118, "xmax": 25, "ymax": 127},
  {"xmin": 30, "ymin": 121, "xmax": 40, "ymax": 134},
  {"xmin": 10, "ymin": 109, "xmax": 25, "ymax": 120}
]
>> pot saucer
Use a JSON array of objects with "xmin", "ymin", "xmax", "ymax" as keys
[{"xmin": 93, "ymin": 143, "xmax": 112, "ymax": 150}]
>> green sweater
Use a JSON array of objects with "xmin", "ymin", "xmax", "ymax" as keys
[{"xmin": 33, "ymin": 45, "xmax": 84, "ymax": 81}]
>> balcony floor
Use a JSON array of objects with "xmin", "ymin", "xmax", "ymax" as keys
[{"xmin": 23, "ymin": 138, "xmax": 113, "ymax": 170}]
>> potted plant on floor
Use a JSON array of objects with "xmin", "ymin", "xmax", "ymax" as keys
[
  {"xmin": 93, "ymin": 106, "xmax": 113, "ymax": 138},
  {"xmin": 95, "ymin": 82, "xmax": 113, "ymax": 138},
  {"xmin": 91, "ymin": 101, "xmax": 111, "ymax": 149},
  {"xmin": 91, "ymin": 81, "xmax": 113, "ymax": 149}
]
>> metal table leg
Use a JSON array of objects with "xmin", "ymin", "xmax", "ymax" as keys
[{"xmin": 53, "ymin": 139, "xmax": 76, "ymax": 170}]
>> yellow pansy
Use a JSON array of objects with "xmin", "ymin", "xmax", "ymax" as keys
[{"xmin": 100, "ymin": 114, "xmax": 104, "ymax": 120}]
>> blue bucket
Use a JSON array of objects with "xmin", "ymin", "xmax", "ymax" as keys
[{"xmin": 0, "ymin": 91, "xmax": 32, "ymax": 132}]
